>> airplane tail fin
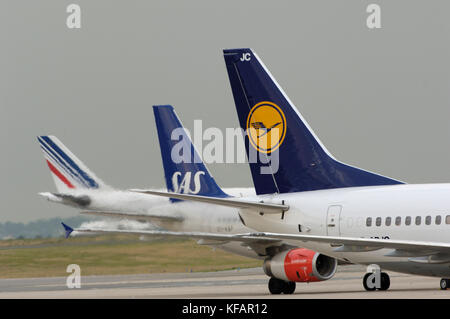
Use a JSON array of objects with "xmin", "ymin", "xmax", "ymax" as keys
[
  {"xmin": 223, "ymin": 48, "xmax": 402, "ymax": 195},
  {"xmin": 153, "ymin": 105, "xmax": 228, "ymax": 199},
  {"xmin": 37, "ymin": 135, "xmax": 108, "ymax": 192}
]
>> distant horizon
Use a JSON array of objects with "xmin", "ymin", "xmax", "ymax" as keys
[{"xmin": 0, "ymin": 215, "xmax": 161, "ymax": 239}]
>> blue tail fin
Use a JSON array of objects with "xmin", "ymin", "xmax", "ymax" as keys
[
  {"xmin": 223, "ymin": 48, "xmax": 403, "ymax": 195},
  {"xmin": 153, "ymin": 105, "xmax": 228, "ymax": 199}
]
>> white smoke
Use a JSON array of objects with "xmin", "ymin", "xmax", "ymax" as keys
[
  {"xmin": 79, "ymin": 219, "xmax": 159, "ymax": 231},
  {"xmin": 78, "ymin": 187, "xmax": 255, "ymax": 232}
]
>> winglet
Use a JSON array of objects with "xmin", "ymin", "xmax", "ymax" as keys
[
  {"xmin": 130, "ymin": 189, "xmax": 289, "ymax": 214},
  {"xmin": 61, "ymin": 222, "xmax": 74, "ymax": 239}
]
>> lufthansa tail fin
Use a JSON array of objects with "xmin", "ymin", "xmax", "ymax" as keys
[
  {"xmin": 153, "ymin": 105, "xmax": 228, "ymax": 199},
  {"xmin": 37, "ymin": 135, "xmax": 108, "ymax": 192},
  {"xmin": 223, "ymin": 48, "xmax": 402, "ymax": 195}
]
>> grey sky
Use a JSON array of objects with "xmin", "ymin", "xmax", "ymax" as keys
[{"xmin": 2, "ymin": 1, "xmax": 450, "ymax": 222}]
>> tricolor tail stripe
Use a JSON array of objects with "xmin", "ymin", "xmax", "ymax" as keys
[
  {"xmin": 40, "ymin": 136, "xmax": 98, "ymax": 188},
  {"xmin": 39, "ymin": 141, "xmax": 89, "ymax": 188},
  {"xmin": 38, "ymin": 137, "xmax": 91, "ymax": 188},
  {"xmin": 46, "ymin": 160, "xmax": 75, "ymax": 189},
  {"xmin": 38, "ymin": 136, "xmax": 99, "ymax": 189}
]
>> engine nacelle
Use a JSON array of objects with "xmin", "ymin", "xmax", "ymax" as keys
[{"xmin": 263, "ymin": 248, "xmax": 337, "ymax": 282}]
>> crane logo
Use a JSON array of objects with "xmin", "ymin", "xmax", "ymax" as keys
[{"xmin": 246, "ymin": 101, "xmax": 286, "ymax": 154}]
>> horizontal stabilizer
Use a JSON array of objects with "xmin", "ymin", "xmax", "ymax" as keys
[
  {"xmin": 61, "ymin": 222, "xmax": 74, "ymax": 239},
  {"xmin": 129, "ymin": 189, "xmax": 289, "ymax": 214},
  {"xmin": 39, "ymin": 192, "xmax": 91, "ymax": 208}
]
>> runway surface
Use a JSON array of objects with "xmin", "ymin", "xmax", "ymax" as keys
[{"xmin": 0, "ymin": 265, "xmax": 449, "ymax": 298}]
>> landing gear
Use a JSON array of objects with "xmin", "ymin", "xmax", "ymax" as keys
[
  {"xmin": 268, "ymin": 277, "xmax": 296, "ymax": 295},
  {"xmin": 363, "ymin": 273, "xmax": 376, "ymax": 291},
  {"xmin": 440, "ymin": 278, "xmax": 450, "ymax": 290},
  {"xmin": 283, "ymin": 281, "xmax": 296, "ymax": 294},
  {"xmin": 363, "ymin": 272, "xmax": 390, "ymax": 291},
  {"xmin": 380, "ymin": 272, "xmax": 390, "ymax": 291}
]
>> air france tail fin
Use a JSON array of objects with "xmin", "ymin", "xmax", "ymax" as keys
[
  {"xmin": 153, "ymin": 105, "xmax": 228, "ymax": 199},
  {"xmin": 223, "ymin": 48, "xmax": 403, "ymax": 195},
  {"xmin": 37, "ymin": 135, "xmax": 108, "ymax": 192}
]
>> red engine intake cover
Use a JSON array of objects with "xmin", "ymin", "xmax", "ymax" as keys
[{"xmin": 283, "ymin": 248, "xmax": 319, "ymax": 282}]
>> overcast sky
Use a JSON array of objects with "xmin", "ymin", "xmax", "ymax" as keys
[{"xmin": 2, "ymin": 1, "xmax": 450, "ymax": 222}]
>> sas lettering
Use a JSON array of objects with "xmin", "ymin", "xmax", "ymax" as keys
[{"xmin": 172, "ymin": 171, "xmax": 205, "ymax": 194}]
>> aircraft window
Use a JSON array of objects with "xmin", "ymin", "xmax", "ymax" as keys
[
  {"xmin": 376, "ymin": 217, "xmax": 381, "ymax": 226},
  {"xmin": 405, "ymin": 216, "xmax": 411, "ymax": 226},
  {"xmin": 395, "ymin": 216, "xmax": 401, "ymax": 226},
  {"xmin": 425, "ymin": 216, "xmax": 431, "ymax": 225},
  {"xmin": 366, "ymin": 217, "xmax": 372, "ymax": 227},
  {"xmin": 385, "ymin": 217, "xmax": 391, "ymax": 226},
  {"xmin": 436, "ymin": 215, "xmax": 442, "ymax": 225},
  {"xmin": 446, "ymin": 215, "xmax": 450, "ymax": 225},
  {"xmin": 415, "ymin": 216, "xmax": 421, "ymax": 225}
]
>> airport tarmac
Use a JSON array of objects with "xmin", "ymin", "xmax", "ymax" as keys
[{"xmin": 0, "ymin": 265, "xmax": 449, "ymax": 298}]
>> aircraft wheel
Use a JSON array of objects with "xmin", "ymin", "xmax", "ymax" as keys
[
  {"xmin": 363, "ymin": 273, "xmax": 377, "ymax": 291},
  {"xmin": 283, "ymin": 281, "xmax": 296, "ymax": 294},
  {"xmin": 440, "ymin": 278, "xmax": 449, "ymax": 290},
  {"xmin": 379, "ymin": 272, "xmax": 390, "ymax": 291},
  {"xmin": 268, "ymin": 277, "xmax": 285, "ymax": 294}
]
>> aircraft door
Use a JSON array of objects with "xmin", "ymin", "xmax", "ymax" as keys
[{"xmin": 326, "ymin": 205, "xmax": 342, "ymax": 236}]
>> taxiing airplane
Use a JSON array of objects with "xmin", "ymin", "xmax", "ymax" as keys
[{"xmin": 123, "ymin": 48, "xmax": 450, "ymax": 293}]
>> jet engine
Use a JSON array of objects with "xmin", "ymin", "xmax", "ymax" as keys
[{"xmin": 263, "ymin": 248, "xmax": 337, "ymax": 283}]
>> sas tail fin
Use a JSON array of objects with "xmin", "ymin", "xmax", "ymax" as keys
[
  {"xmin": 153, "ymin": 105, "xmax": 228, "ymax": 199},
  {"xmin": 37, "ymin": 135, "xmax": 107, "ymax": 192},
  {"xmin": 223, "ymin": 48, "xmax": 402, "ymax": 195}
]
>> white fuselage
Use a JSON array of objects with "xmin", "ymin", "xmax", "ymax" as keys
[{"xmin": 239, "ymin": 183, "xmax": 450, "ymax": 277}]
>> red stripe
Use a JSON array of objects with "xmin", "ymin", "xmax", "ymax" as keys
[{"xmin": 46, "ymin": 160, "xmax": 75, "ymax": 189}]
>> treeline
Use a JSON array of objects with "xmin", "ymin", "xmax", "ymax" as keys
[{"xmin": 0, "ymin": 216, "xmax": 92, "ymax": 239}]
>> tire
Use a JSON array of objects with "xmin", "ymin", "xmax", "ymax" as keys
[
  {"xmin": 440, "ymin": 279, "xmax": 448, "ymax": 290},
  {"xmin": 283, "ymin": 281, "xmax": 296, "ymax": 294},
  {"xmin": 363, "ymin": 273, "xmax": 377, "ymax": 291},
  {"xmin": 379, "ymin": 272, "xmax": 390, "ymax": 291},
  {"xmin": 268, "ymin": 277, "xmax": 285, "ymax": 294}
]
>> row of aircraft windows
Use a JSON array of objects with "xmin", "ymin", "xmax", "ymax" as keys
[{"xmin": 366, "ymin": 215, "xmax": 450, "ymax": 227}]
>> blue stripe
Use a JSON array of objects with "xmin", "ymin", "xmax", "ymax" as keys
[
  {"xmin": 40, "ymin": 136, "xmax": 98, "ymax": 188},
  {"xmin": 38, "ymin": 138, "xmax": 90, "ymax": 188}
]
